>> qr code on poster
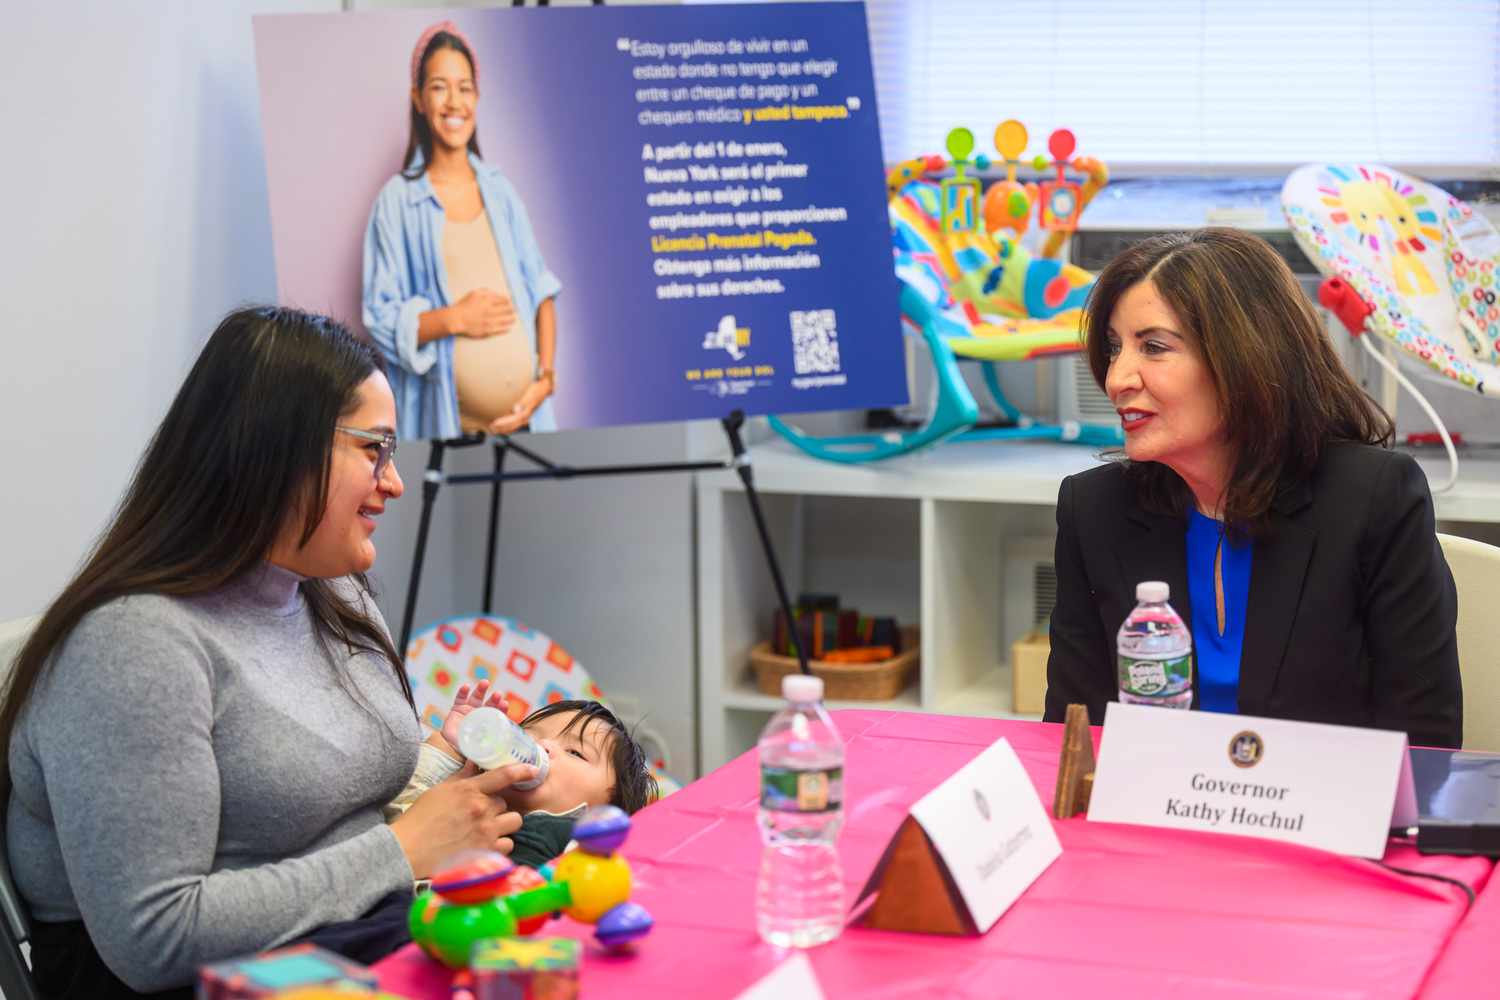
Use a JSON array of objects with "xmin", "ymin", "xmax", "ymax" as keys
[{"xmin": 790, "ymin": 309, "xmax": 840, "ymax": 374}]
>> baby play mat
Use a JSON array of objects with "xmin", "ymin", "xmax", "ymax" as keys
[
  {"xmin": 405, "ymin": 615, "xmax": 681, "ymax": 797},
  {"xmin": 1282, "ymin": 164, "xmax": 1500, "ymax": 397}
]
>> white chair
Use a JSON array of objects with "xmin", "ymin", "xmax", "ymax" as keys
[
  {"xmin": 1438, "ymin": 535, "xmax": 1500, "ymax": 752},
  {"xmin": 0, "ymin": 615, "xmax": 41, "ymax": 1000}
]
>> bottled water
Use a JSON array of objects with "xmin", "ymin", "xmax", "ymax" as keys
[
  {"xmin": 1117, "ymin": 581, "xmax": 1193, "ymax": 709},
  {"xmin": 756, "ymin": 674, "xmax": 845, "ymax": 948},
  {"xmin": 455, "ymin": 706, "xmax": 549, "ymax": 789}
]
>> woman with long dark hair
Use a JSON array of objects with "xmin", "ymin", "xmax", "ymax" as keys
[
  {"xmin": 4, "ymin": 307, "xmax": 533, "ymax": 998},
  {"xmin": 1044, "ymin": 228, "xmax": 1462, "ymax": 747},
  {"xmin": 363, "ymin": 22, "xmax": 561, "ymax": 441}
]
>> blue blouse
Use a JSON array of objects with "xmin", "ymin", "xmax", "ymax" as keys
[
  {"xmin": 362, "ymin": 152, "xmax": 563, "ymax": 441},
  {"xmin": 1185, "ymin": 509, "xmax": 1253, "ymax": 714}
]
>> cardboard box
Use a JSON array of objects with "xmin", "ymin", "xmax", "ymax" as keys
[{"xmin": 1011, "ymin": 629, "xmax": 1050, "ymax": 716}]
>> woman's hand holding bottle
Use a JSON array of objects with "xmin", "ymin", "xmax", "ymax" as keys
[{"xmin": 389, "ymin": 761, "xmax": 533, "ymax": 878}]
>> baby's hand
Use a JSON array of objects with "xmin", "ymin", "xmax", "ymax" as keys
[{"xmin": 439, "ymin": 679, "xmax": 510, "ymax": 749}]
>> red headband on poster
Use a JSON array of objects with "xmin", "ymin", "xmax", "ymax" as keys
[{"xmin": 411, "ymin": 21, "xmax": 479, "ymax": 87}]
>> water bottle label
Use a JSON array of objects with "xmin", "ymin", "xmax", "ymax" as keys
[
  {"xmin": 1118, "ymin": 653, "xmax": 1191, "ymax": 697},
  {"xmin": 761, "ymin": 765, "xmax": 844, "ymax": 812}
]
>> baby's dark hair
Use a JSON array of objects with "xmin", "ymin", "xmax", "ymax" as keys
[{"xmin": 521, "ymin": 700, "xmax": 657, "ymax": 814}]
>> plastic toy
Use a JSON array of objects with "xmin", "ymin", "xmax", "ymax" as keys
[
  {"xmin": 1038, "ymin": 129, "xmax": 1084, "ymax": 232},
  {"xmin": 196, "ymin": 944, "xmax": 377, "ymax": 1000},
  {"xmin": 408, "ymin": 806, "xmax": 654, "ymax": 970},
  {"xmin": 469, "ymin": 938, "xmax": 581, "ymax": 1000},
  {"xmin": 770, "ymin": 122, "xmax": 1119, "ymax": 463},
  {"xmin": 982, "ymin": 120, "xmax": 1039, "ymax": 238},
  {"xmin": 939, "ymin": 128, "xmax": 989, "ymax": 234}
]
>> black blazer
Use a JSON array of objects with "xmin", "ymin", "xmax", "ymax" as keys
[{"xmin": 1044, "ymin": 442, "xmax": 1463, "ymax": 749}]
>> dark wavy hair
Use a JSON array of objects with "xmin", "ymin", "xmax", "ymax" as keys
[
  {"xmin": 402, "ymin": 30, "xmax": 482, "ymax": 179},
  {"xmin": 0, "ymin": 307, "xmax": 415, "ymax": 796},
  {"xmin": 1083, "ymin": 228, "xmax": 1393, "ymax": 540},
  {"xmin": 522, "ymin": 700, "xmax": 658, "ymax": 814}
]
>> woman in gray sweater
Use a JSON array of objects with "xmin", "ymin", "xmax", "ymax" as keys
[{"xmin": 3, "ymin": 308, "xmax": 534, "ymax": 998}]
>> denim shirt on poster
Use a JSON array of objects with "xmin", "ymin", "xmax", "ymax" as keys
[{"xmin": 362, "ymin": 151, "xmax": 563, "ymax": 441}]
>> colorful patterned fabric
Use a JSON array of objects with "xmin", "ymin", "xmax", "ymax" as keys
[
  {"xmin": 1282, "ymin": 164, "xmax": 1500, "ymax": 398},
  {"xmin": 890, "ymin": 180, "xmax": 1090, "ymax": 359},
  {"xmin": 405, "ymin": 615, "xmax": 683, "ymax": 798}
]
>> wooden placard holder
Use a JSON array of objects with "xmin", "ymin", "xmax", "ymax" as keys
[
  {"xmin": 858, "ymin": 816, "xmax": 977, "ymax": 936},
  {"xmin": 1052, "ymin": 703, "xmax": 1096, "ymax": 819}
]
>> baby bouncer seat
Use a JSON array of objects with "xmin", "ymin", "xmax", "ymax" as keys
[
  {"xmin": 1282, "ymin": 164, "xmax": 1500, "ymax": 489},
  {"xmin": 770, "ymin": 122, "xmax": 1124, "ymax": 463},
  {"xmin": 406, "ymin": 615, "xmax": 684, "ymax": 797}
]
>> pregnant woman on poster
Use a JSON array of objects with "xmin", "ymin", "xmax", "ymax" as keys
[{"xmin": 364, "ymin": 22, "xmax": 562, "ymax": 441}]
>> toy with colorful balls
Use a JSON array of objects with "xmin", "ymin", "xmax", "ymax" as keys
[{"xmin": 408, "ymin": 806, "xmax": 654, "ymax": 970}]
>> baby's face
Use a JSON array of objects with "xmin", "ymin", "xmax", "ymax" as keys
[{"xmin": 501, "ymin": 711, "xmax": 615, "ymax": 816}]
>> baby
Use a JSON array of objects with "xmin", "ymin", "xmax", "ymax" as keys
[{"xmin": 388, "ymin": 681, "xmax": 656, "ymax": 869}]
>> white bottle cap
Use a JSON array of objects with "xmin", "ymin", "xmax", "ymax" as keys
[
  {"xmin": 1136, "ymin": 580, "xmax": 1170, "ymax": 603},
  {"xmin": 782, "ymin": 674, "xmax": 824, "ymax": 703}
]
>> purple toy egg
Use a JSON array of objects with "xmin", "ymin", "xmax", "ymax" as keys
[
  {"xmin": 595, "ymin": 901, "xmax": 654, "ymax": 949},
  {"xmin": 573, "ymin": 804, "xmax": 631, "ymax": 855},
  {"xmin": 429, "ymin": 849, "xmax": 516, "ymax": 904}
]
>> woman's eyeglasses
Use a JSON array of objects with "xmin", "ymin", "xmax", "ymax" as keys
[{"xmin": 336, "ymin": 427, "xmax": 398, "ymax": 479}]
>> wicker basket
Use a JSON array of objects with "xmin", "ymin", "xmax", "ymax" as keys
[{"xmin": 749, "ymin": 626, "xmax": 921, "ymax": 701}]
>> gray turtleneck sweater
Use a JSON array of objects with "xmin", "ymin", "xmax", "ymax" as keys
[{"xmin": 7, "ymin": 562, "xmax": 420, "ymax": 991}]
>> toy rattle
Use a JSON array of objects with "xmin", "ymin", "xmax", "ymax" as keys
[
  {"xmin": 408, "ymin": 806, "xmax": 654, "ymax": 969},
  {"xmin": 939, "ymin": 127, "xmax": 991, "ymax": 234},
  {"xmin": 982, "ymin": 119, "xmax": 1041, "ymax": 238}
]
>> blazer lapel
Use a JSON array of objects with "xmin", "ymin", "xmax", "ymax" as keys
[{"xmin": 1237, "ymin": 482, "xmax": 1315, "ymax": 713}]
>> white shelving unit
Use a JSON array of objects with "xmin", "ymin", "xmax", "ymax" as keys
[{"xmin": 695, "ymin": 436, "xmax": 1500, "ymax": 773}]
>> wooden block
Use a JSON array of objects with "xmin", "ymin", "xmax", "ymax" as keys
[
  {"xmin": 862, "ymin": 816, "xmax": 975, "ymax": 936},
  {"xmin": 1052, "ymin": 703, "xmax": 1096, "ymax": 819},
  {"xmin": 1010, "ymin": 629, "xmax": 1050, "ymax": 715}
]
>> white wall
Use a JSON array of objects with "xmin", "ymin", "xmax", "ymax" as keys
[
  {"xmin": 0, "ymin": 0, "xmax": 334, "ymax": 623},
  {"xmin": 0, "ymin": 0, "xmax": 705, "ymax": 778}
]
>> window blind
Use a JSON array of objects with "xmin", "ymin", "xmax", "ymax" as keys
[{"xmin": 865, "ymin": 0, "xmax": 1500, "ymax": 170}]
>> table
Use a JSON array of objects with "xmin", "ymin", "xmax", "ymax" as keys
[
  {"xmin": 377, "ymin": 711, "xmax": 1493, "ymax": 999},
  {"xmin": 1415, "ymin": 859, "xmax": 1500, "ymax": 999}
]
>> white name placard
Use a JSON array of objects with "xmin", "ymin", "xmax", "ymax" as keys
[
  {"xmin": 1088, "ymin": 702, "xmax": 1416, "ymax": 859},
  {"xmin": 733, "ymin": 953, "xmax": 827, "ymax": 1000},
  {"xmin": 907, "ymin": 737, "xmax": 1063, "ymax": 932}
]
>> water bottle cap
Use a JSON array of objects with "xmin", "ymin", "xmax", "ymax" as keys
[
  {"xmin": 1136, "ymin": 580, "xmax": 1170, "ymax": 603},
  {"xmin": 782, "ymin": 674, "xmax": 824, "ymax": 703}
]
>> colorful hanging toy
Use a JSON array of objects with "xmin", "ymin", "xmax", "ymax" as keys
[
  {"xmin": 982, "ymin": 119, "xmax": 1040, "ymax": 238},
  {"xmin": 408, "ymin": 805, "xmax": 654, "ymax": 969},
  {"xmin": 769, "ymin": 120, "xmax": 1120, "ymax": 463}
]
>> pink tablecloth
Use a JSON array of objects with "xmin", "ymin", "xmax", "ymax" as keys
[
  {"xmin": 377, "ymin": 711, "xmax": 1492, "ymax": 999},
  {"xmin": 1414, "ymin": 850, "xmax": 1500, "ymax": 999}
]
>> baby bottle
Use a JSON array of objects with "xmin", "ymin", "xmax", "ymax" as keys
[{"xmin": 456, "ymin": 706, "xmax": 549, "ymax": 790}]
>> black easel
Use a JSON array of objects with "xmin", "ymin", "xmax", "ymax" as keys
[{"xmin": 397, "ymin": 410, "xmax": 809, "ymax": 678}]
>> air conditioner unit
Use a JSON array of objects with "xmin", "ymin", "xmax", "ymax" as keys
[
  {"xmin": 1055, "ymin": 354, "xmax": 1116, "ymax": 431},
  {"xmin": 1003, "ymin": 536, "xmax": 1056, "ymax": 660}
]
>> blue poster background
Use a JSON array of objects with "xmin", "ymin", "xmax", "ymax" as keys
[{"xmin": 255, "ymin": 3, "xmax": 905, "ymax": 436}]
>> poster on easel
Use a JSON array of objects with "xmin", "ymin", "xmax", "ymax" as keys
[{"xmin": 253, "ymin": 2, "xmax": 906, "ymax": 441}]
